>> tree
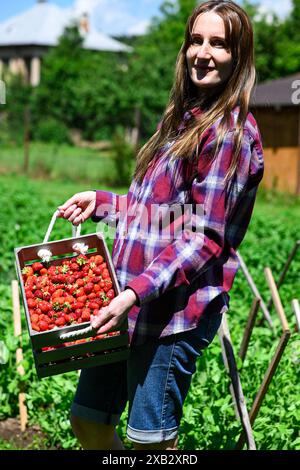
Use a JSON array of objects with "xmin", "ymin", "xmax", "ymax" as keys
[
  {"xmin": 125, "ymin": 0, "xmax": 197, "ymax": 138},
  {"xmin": 274, "ymin": 0, "xmax": 300, "ymax": 76}
]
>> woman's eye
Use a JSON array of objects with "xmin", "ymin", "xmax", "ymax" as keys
[
  {"xmin": 212, "ymin": 40, "xmax": 226, "ymax": 48},
  {"xmin": 192, "ymin": 39, "xmax": 203, "ymax": 46}
]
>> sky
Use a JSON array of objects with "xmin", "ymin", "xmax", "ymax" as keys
[{"xmin": 0, "ymin": 0, "xmax": 293, "ymax": 36}]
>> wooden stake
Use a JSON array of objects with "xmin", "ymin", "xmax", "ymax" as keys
[
  {"xmin": 292, "ymin": 299, "xmax": 300, "ymax": 332},
  {"xmin": 12, "ymin": 280, "xmax": 28, "ymax": 432},
  {"xmin": 264, "ymin": 268, "xmax": 290, "ymax": 332},
  {"xmin": 236, "ymin": 251, "xmax": 274, "ymax": 329},
  {"xmin": 239, "ymin": 297, "xmax": 261, "ymax": 362},
  {"xmin": 218, "ymin": 315, "xmax": 256, "ymax": 450}
]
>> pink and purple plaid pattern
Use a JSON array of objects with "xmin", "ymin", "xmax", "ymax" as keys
[{"xmin": 92, "ymin": 106, "xmax": 264, "ymax": 345}]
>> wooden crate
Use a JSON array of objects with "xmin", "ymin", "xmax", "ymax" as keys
[{"xmin": 15, "ymin": 233, "xmax": 129, "ymax": 378}]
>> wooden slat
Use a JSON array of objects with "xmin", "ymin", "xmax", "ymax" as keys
[
  {"xmin": 292, "ymin": 299, "xmax": 300, "ymax": 332},
  {"xmin": 264, "ymin": 268, "xmax": 290, "ymax": 332},
  {"xmin": 37, "ymin": 348, "xmax": 129, "ymax": 379},
  {"xmin": 218, "ymin": 314, "xmax": 256, "ymax": 450},
  {"xmin": 35, "ymin": 333, "xmax": 129, "ymax": 365},
  {"xmin": 237, "ymin": 252, "xmax": 274, "ymax": 329},
  {"xmin": 11, "ymin": 280, "xmax": 28, "ymax": 432},
  {"xmin": 236, "ymin": 332, "xmax": 290, "ymax": 449},
  {"xmin": 239, "ymin": 298, "xmax": 261, "ymax": 362},
  {"xmin": 15, "ymin": 233, "xmax": 105, "ymax": 266},
  {"xmin": 267, "ymin": 241, "xmax": 300, "ymax": 310}
]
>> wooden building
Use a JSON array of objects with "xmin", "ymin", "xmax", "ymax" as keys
[
  {"xmin": 251, "ymin": 73, "xmax": 300, "ymax": 195},
  {"xmin": 0, "ymin": 0, "xmax": 131, "ymax": 87}
]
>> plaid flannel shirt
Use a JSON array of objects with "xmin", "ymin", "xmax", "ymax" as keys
[{"xmin": 92, "ymin": 106, "xmax": 264, "ymax": 345}]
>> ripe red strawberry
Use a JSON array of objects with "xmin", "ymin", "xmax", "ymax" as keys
[
  {"xmin": 93, "ymin": 267, "xmax": 102, "ymax": 276},
  {"xmin": 70, "ymin": 262, "xmax": 80, "ymax": 271},
  {"xmin": 103, "ymin": 280, "xmax": 113, "ymax": 292},
  {"xmin": 101, "ymin": 269, "xmax": 110, "ymax": 279},
  {"xmin": 88, "ymin": 302, "xmax": 99, "ymax": 310},
  {"xmin": 42, "ymin": 291, "xmax": 51, "ymax": 301},
  {"xmin": 77, "ymin": 295, "xmax": 87, "ymax": 304},
  {"xmin": 27, "ymin": 298, "xmax": 37, "ymax": 308},
  {"xmin": 94, "ymin": 255, "xmax": 104, "ymax": 265},
  {"xmin": 81, "ymin": 308, "xmax": 91, "ymax": 321},
  {"xmin": 52, "ymin": 289, "xmax": 65, "ymax": 299},
  {"xmin": 106, "ymin": 289, "xmax": 115, "ymax": 300},
  {"xmin": 30, "ymin": 313, "xmax": 39, "ymax": 323},
  {"xmin": 88, "ymin": 292, "xmax": 97, "ymax": 300},
  {"xmin": 73, "ymin": 301, "xmax": 85, "ymax": 310},
  {"xmin": 25, "ymin": 289, "xmax": 34, "ymax": 299},
  {"xmin": 32, "ymin": 323, "xmax": 40, "ymax": 332},
  {"xmin": 75, "ymin": 287, "xmax": 85, "ymax": 297},
  {"xmin": 22, "ymin": 266, "xmax": 34, "ymax": 278},
  {"xmin": 32, "ymin": 262, "xmax": 44, "ymax": 272},
  {"xmin": 38, "ymin": 320, "xmax": 49, "ymax": 331},
  {"xmin": 34, "ymin": 289, "xmax": 43, "ymax": 299},
  {"xmin": 55, "ymin": 317, "xmax": 66, "ymax": 327},
  {"xmin": 39, "ymin": 301, "xmax": 51, "ymax": 313}
]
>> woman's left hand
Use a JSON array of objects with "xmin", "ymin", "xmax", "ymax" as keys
[{"xmin": 91, "ymin": 289, "xmax": 138, "ymax": 334}]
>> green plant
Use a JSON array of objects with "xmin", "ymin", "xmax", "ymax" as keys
[
  {"xmin": 111, "ymin": 126, "xmax": 135, "ymax": 187},
  {"xmin": 34, "ymin": 118, "xmax": 70, "ymax": 144}
]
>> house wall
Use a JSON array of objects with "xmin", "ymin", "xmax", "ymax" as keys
[
  {"xmin": 251, "ymin": 106, "xmax": 300, "ymax": 194},
  {"xmin": 262, "ymin": 147, "xmax": 298, "ymax": 193}
]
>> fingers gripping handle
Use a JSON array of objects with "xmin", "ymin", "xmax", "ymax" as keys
[{"xmin": 59, "ymin": 324, "xmax": 97, "ymax": 341}]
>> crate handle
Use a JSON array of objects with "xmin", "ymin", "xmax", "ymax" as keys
[
  {"xmin": 59, "ymin": 324, "xmax": 96, "ymax": 341},
  {"xmin": 37, "ymin": 211, "xmax": 84, "ymax": 262},
  {"xmin": 44, "ymin": 210, "xmax": 81, "ymax": 243}
]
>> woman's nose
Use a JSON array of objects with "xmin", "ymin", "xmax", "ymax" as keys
[{"xmin": 196, "ymin": 42, "xmax": 211, "ymax": 58}]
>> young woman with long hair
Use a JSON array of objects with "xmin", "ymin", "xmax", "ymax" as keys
[{"xmin": 58, "ymin": 0, "xmax": 264, "ymax": 450}]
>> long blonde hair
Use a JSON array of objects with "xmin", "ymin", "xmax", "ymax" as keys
[{"xmin": 133, "ymin": 0, "xmax": 256, "ymax": 184}]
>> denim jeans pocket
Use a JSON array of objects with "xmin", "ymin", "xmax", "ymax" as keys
[{"xmin": 185, "ymin": 311, "xmax": 223, "ymax": 353}]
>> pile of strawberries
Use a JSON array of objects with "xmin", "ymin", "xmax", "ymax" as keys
[{"xmin": 22, "ymin": 254, "xmax": 115, "ymax": 334}]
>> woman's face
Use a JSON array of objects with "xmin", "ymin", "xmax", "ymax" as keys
[{"xmin": 186, "ymin": 11, "xmax": 233, "ymax": 92}]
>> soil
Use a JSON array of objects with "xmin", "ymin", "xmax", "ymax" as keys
[{"xmin": 0, "ymin": 418, "xmax": 50, "ymax": 449}]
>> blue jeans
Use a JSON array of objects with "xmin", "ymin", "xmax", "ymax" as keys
[{"xmin": 70, "ymin": 310, "xmax": 222, "ymax": 444}]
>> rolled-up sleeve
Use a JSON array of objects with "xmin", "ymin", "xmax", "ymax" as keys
[{"xmin": 125, "ymin": 127, "xmax": 262, "ymax": 306}]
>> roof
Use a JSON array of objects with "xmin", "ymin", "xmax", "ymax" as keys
[
  {"xmin": 251, "ymin": 72, "xmax": 300, "ymax": 107},
  {"xmin": 0, "ymin": 2, "xmax": 132, "ymax": 53}
]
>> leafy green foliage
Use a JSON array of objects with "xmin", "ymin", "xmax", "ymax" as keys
[
  {"xmin": 0, "ymin": 174, "xmax": 299, "ymax": 449},
  {"xmin": 111, "ymin": 127, "xmax": 136, "ymax": 186},
  {"xmin": 34, "ymin": 118, "xmax": 70, "ymax": 144},
  {"xmin": 2, "ymin": 0, "xmax": 300, "ymax": 150}
]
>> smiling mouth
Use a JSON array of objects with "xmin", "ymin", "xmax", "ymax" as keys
[{"xmin": 195, "ymin": 66, "xmax": 214, "ymax": 72}]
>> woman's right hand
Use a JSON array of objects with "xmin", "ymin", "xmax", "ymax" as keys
[{"xmin": 57, "ymin": 191, "xmax": 96, "ymax": 226}]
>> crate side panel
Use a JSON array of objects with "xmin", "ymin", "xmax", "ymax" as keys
[
  {"xmin": 35, "ymin": 333, "xmax": 129, "ymax": 365},
  {"xmin": 36, "ymin": 349, "xmax": 129, "ymax": 378}
]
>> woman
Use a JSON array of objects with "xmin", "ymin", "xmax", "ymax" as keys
[{"xmin": 58, "ymin": 0, "xmax": 264, "ymax": 450}]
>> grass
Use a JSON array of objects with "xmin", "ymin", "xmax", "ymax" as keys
[{"xmin": 0, "ymin": 142, "xmax": 121, "ymax": 186}]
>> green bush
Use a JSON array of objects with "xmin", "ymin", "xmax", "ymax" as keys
[
  {"xmin": 111, "ymin": 126, "xmax": 135, "ymax": 187},
  {"xmin": 34, "ymin": 118, "xmax": 70, "ymax": 144}
]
